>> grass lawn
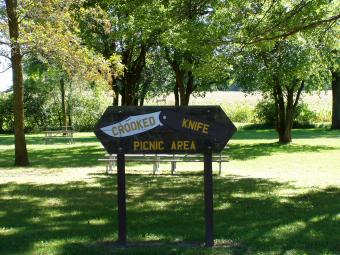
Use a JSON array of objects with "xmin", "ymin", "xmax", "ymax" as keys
[{"xmin": 0, "ymin": 129, "xmax": 340, "ymax": 255}]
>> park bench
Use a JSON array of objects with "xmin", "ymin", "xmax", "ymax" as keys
[
  {"xmin": 98, "ymin": 148, "xmax": 229, "ymax": 176},
  {"xmin": 155, "ymin": 95, "xmax": 167, "ymax": 104},
  {"xmin": 43, "ymin": 126, "xmax": 76, "ymax": 144}
]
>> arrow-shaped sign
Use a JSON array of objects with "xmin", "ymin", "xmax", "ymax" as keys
[{"xmin": 94, "ymin": 106, "xmax": 236, "ymax": 154}]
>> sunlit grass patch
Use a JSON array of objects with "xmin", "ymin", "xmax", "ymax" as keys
[{"xmin": 0, "ymin": 129, "xmax": 340, "ymax": 254}]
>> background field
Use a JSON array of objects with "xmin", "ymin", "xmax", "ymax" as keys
[
  {"xmin": 1, "ymin": 128, "xmax": 340, "ymax": 255},
  {"xmin": 147, "ymin": 91, "xmax": 332, "ymax": 124}
]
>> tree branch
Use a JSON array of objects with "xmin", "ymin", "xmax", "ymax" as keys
[
  {"xmin": 293, "ymin": 81, "xmax": 305, "ymax": 109},
  {"xmin": 0, "ymin": 64, "xmax": 12, "ymax": 73},
  {"xmin": 248, "ymin": 13, "xmax": 340, "ymax": 45},
  {"xmin": 0, "ymin": 40, "xmax": 10, "ymax": 45},
  {"xmin": 254, "ymin": 0, "xmax": 313, "ymax": 40}
]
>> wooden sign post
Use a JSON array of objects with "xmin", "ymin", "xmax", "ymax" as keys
[{"xmin": 94, "ymin": 106, "xmax": 236, "ymax": 247}]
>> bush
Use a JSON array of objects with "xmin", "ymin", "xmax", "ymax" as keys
[
  {"xmin": 222, "ymin": 104, "xmax": 255, "ymax": 123},
  {"xmin": 254, "ymin": 99, "xmax": 319, "ymax": 127}
]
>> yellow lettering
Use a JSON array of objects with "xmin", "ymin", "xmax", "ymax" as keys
[
  {"xmin": 188, "ymin": 119, "xmax": 195, "ymax": 130},
  {"xmin": 177, "ymin": 141, "xmax": 183, "ymax": 150},
  {"xmin": 190, "ymin": 141, "xmax": 196, "ymax": 150},
  {"xmin": 182, "ymin": 118, "xmax": 209, "ymax": 134},
  {"xmin": 159, "ymin": 141, "xmax": 164, "ymax": 150},
  {"xmin": 183, "ymin": 141, "xmax": 189, "ymax": 150},
  {"xmin": 133, "ymin": 141, "xmax": 166, "ymax": 151},
  {"xmin": 171, "ymin": 141, "xmax": 176, "ymax": 150},
  {"xmin": 149, "ymin": 141, "xmax": 156, "ymax": 150},
  {"xmin": 182, "ymin": 118, "xmax": 189, "ymax": 128},
  {"xmin": 203, "ymin": 124, "xmax": 209, "ymax": 134},
  {"xmin": 197, "ymin": 122, "xmax": 203, "ymax": 131},
  {"xmin": 143, "ymin": 141, "xmax": 149, "ymax": 151},
  {"xmin": 134, "ymin": 141, "xmax": 140, "ymax": 150}
]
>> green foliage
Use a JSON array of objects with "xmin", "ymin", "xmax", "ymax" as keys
[
  {"xmin": 254, "ymin": 99, "xmax": 277, "ymax": 126},
  {"xmin": 222, "ymin": 104, "xmax": 255, "ymax": 123},
  {"xmin": 254, "ymin": 99, "xmax": 321, "ymax": 127},
  {"xmin": 0, "ymin": 92, "xmax": 13, "ymax": 132}
]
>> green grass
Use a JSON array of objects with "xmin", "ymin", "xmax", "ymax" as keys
[{"xmin": 0, "ymin": 129, "xmax": 340, "ymax": 255}]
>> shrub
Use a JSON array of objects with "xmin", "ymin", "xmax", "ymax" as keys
[
  {"xmin": 254, "ymin": 99, "xmax": 319, "ymax": 127},
  {"xmin": 222, "ymin": 104, "xmax": 255, "ymax": 123}
]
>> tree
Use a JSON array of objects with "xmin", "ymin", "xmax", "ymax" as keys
[
  {"xmin": 160, "ymin": 0, "xmax": 219, "ymax": 106},
  {"xmin": 326, "ymin": 35, "xmax": 340, "ymax": 129},
  {"xmin": 3, "ymin": 0, "xmax": 29, "ymax": 166},
  {"xmin": 1, "ymin": 0, "xmax": 110, "ymax": 165},
  {"xmin": 76, "ymin": 0, "xmax": 164, "ymax": 105},
  {"xmin": 136, "ymin": 47, "xmax": 174, "ymax": 106},
  {"xmin": 332, "ymin": 70, "xmax": 340, "ymax": 129},
  {"xmin": 233, "ymin": 38, "xmax": 330, "ymax": 143}
]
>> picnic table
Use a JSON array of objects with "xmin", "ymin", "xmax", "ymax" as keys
[
  {"xmin": 99, "ymin": 148, "xmax": 229, "ymax": 176},
  {"xmin": 43, "ymin": 126, "xmax": 76, "ymax": 144}
]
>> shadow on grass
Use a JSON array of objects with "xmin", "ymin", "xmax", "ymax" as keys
[
  {"xmin": 233, "ymin": 129, "xmax": 340, "ymax": 140},
  {"xmin": 225, "ymin": 143, "xmax": 336, "ymax": 160},
  {"xmin": 0, "ymin": 134, "xmax": 98, "ymax": 146},
  {"xmin": 1, "ymin": 139, "xmax": 338, "ymax": 169},
  {"xmin": 0, "ymin": 145, "xmax": 103, "ymax": 168},
  {"xmin": 0, "ymin": 175, "xmax": 339, "ymax": 255},
  {"xmin": 0, "ymin": 146, "xmax": 149, "ymax": 169}
]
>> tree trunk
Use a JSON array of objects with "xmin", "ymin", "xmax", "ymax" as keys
[
  {"xmin": 60, "ymin": 77, "xmax": 68, "ymax": 128},
  {"xmin": 58, "ymin": 111, "xmax": 62, "ymax": 127},
  {"xmin": 0, "ymin": 120, "xmax": 4, "ymax": 133},
  {"xmin": 67, "ymin": 101, "xmax": 72, "ymax": 128},
  {"xmin": 275, "ymin": 80, "xmax": 304, "ymax": 143},
  {"xmin": 5, "ymin": 0, "xmax": 29, "ymax": 166},
  {"xmin": 121, "ymin": 45, "xmax": 147, "ymax": 106},
  {"xmin": 331, "ymin": 71, "xmax": 340, "ymax": 129},
  {"xmin": 139, "ymin": 81, "xmax": 149, "ymax": 106},
  {"xmin": 184, "ymin": 70, "xmax": 194, "ymax": 105},
  {"xmin": 134, "ymin": 97, "xmax": 139, "ymax": 106},
  {"xmin": 122, "ymin": 77, "xmax": 135, "ymax": 105},
  {"xmin": 112, "ymin": 79, "xmax": 119, "ymax": 106},
  {"xmin": 174, "ymin": 84, "xmax": 179, "ymax": 106},
  {"xmin": 279, "ymin": 88, "xmax": 294, "ymax": 143},
  {"xmin": 172, "ymin": 63, "xmax": 189, "ymax": 106}
]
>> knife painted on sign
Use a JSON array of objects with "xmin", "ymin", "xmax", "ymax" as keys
[
  {"xmin": 100, "ymin": 111, "xmax": 163, "ymax": 137},
  {"xmin": 100, "ymin": 109, "xmax": 236, "ymax": 143}
]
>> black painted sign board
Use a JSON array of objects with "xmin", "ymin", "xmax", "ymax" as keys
[{"xmin": 94, "ymin": 106, "xmax": 236, "ymax": 154}]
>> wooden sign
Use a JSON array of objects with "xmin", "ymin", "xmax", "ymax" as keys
[{"xmin": 94, "ymin": 106, "xmax": 236, "ymax": 154}]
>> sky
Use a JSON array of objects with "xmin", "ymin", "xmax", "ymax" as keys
[
  {"xmin": 0, "ymin": 55, "xmax": 12, "ymax": 92},
  {"xmin": 0, "ymin": 43, "xmax": 12, "ymax": 92}
]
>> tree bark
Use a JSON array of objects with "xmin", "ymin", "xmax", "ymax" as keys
[
  {"xmin": 171, "ymin": 61, "xmax": 192, "ymax": 106},
  {"xmin": 112, "ymin": 79, "xmax": 119, "ymax": 106},
  {"xmin": 275, "ymin": 85, "xmax": 289, "ymax": 143},
  {"xmin": 174, "ymin": 83, "xmax": 179, "ymax": 106},
  {"xmin": 121, "ymin": 45, "xmax": 147, "ymax": 105},
  {"xmin": 175, "ymin": 69, "xmax": 187, "ymax": 106},
  {"xmin": 331, "ymin": 71, "xmax": 340, "ymax": 129},
  {"xmin": 275, "ymin": 80, "xmax": 304, "ymax": 143},
  {"xmin": 139, "ymin": 80, "xmax": 150, "ymax": 106},
  {"xmin": 5, "ymin": 0, "xmax": 29, "ymax": 166},
  {"xmin": 60, "ymin": 77, "xmax": 68, "ymax": 128},
  {"xmin": 67, "ymin": 101, "xmax": 72, "ymax": 128},
  {"xmin": 184, "ymin": 70, "xmax": 195, "ymax": 105}
]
